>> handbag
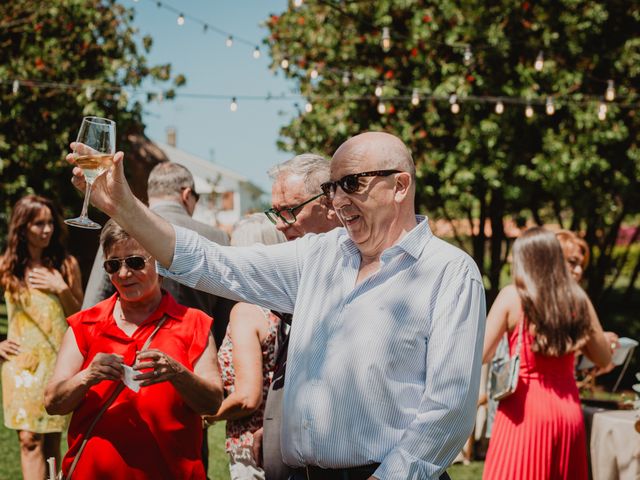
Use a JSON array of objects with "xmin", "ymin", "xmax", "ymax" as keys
[
  {"xmin": 489, "ymin": 319, "xmax": 523, "ymax": 401},
  {"xmin": 61, "ymin": 314, "xmax": 168, "ymax": 480}
]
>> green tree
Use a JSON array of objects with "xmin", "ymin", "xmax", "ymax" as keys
[
  {"xmin": 0, "ymin": 0, "xmax": 184, "ymax": 244},
  {"xmin": 265, "ymin": 0, "xmax": 639, "ymax": 304}
]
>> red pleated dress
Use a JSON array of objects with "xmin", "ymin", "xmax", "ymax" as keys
[{"xmin": 483, "ymin": 319, "xmax": 588, "ymax": 480}]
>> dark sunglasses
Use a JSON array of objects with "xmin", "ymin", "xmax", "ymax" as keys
[
  {"xmin": 264, "ymin": 192, "xmax": 324, "ymax": 226},
  {"xmin": 320, "ymin": 170, "xmax": 402, "ymax": 199},
  {"xmin": 103, "ymin": 255, "xmax": 152, "ymax": 274}
]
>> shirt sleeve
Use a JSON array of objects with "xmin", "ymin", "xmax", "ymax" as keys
[
  {"xmin": 157, "ymin": 225, "xmax": 306, "ymax": 314},
  {"xmin": 374, "ymin": 259, "xmax": 487, "ymax": 479},
  {"xmin": 186, "ymin": 310, "xmax": 213, "ymax": 367},
  {"xmin": 67, "ymin": 313, "xmax": 89, "ymax": 357}
]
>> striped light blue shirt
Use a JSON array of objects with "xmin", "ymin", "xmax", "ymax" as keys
[{"xmin": 159, "ymin": 216, "xmax": 486, "ymax": 479}]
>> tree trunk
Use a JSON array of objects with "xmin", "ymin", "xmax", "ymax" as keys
[{"xmin": 487, "ymin": 189, "xmax": 506, "ymax": 305}]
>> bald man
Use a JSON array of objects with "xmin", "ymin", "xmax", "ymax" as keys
[{"xmin": 67, "ymin": 132, "xmax": 486, "ymax": 479}]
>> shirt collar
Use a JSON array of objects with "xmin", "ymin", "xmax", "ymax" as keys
[
  {"xmin": 338, "ymin": 215, "xmax": 433, "ymax": 260},
  {"xmin": 94, "ymin": 290, "xmax": 184, "ymax": 326}
]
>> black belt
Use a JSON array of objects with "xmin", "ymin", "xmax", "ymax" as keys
[
  {"xmin": 295, "ymin": 464, "xmax": 379, "ymax": 480},
  {"xmin": 294, "ymin": 465, "xmax": 452, "ymax": 480}
]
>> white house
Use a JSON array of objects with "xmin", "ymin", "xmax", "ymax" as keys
[{"xmin": 154, "ymin": 137, "xmax": 264, "ymax": 229}]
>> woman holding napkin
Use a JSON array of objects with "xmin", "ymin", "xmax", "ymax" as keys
[{"xmin": 45, "ymin": 219, "xmax": 222, "ymax": 479}]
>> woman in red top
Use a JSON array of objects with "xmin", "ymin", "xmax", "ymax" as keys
[{"xmin": 45, "ymin": 219, "xmax": 223, "ymax": 479}]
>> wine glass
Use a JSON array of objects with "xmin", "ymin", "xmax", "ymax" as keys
[{"xmin": 64, "ymin": 116, "xmax": 116, "ymax": 229}]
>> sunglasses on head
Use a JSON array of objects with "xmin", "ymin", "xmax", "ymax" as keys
[
  {"xmin": 103, "ymin": 255, "xmax": 151, "ymax": 274},
  {"xmin": 320, "ymin": 169, "xmax": 402, "ymax": 199}
]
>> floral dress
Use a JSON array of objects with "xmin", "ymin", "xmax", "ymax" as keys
[
  {"xmin": 2, "ymin": 289, "xmax": 69, "ymax": 432},
  {"xmin": 218, "ymin": 307, "xmax": 279, "ymax": 451}
]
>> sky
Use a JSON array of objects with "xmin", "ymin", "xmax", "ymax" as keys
[{"xmin": 130, "ymin": 0, "xmax": 296, "ymax": 192}]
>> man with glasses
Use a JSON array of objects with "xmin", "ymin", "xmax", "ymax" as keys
[
  {"xmin": 68, "ymin": 131, "xmax": 486, "ymax": 479},
  {"xmin": 258, "ymin": 154, "xmax": 341, "ymax": 480}
]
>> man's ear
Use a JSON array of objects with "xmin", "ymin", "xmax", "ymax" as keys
[
  {"xmin": 180, "ymin": 187, "xmax": 191, "ymax": 207},
  {"xmin": 394, "ymin": 172, "xmax": 412, "ymax": 202}
]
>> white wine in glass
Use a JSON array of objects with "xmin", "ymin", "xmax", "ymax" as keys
[{"xmin": 65, "ymin": 116, "xmax": 116, "ymax": 229}]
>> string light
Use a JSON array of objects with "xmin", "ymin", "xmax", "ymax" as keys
[
  {"xmin": 230, "ymin": 97, "xmax": 238, "ymax": 111},
  {"xmin": 85, "ymin": 85, "xmax": 95, "ymax": 100},
  {"xmin": 177, "ymin": 13, "xmax": 185, "ymax": 26},
  {"xmin": 449, "ymin": 94, "xmax": 460, "ymax": 114},
  {"xmin": 304, "ymin": 101, "xmax": 313, "ymax": 113},
  {"xmin": 545, "ymin": 97, "xmax": 555, "ymax": 115},
  {"xmin": 374, "ymin": 84, "xmax": 383, "ymax": 97},
  {"xmin": 342, "ymin": 72, "xmax": 350, "ymax": 85},
  {"xmin": 293, "ymin": 0, "xmax": 304, "ymax": 6},
  {"xmin": 12, "ymin": 80, "xmax": 19, "ymax": 95},
  {"xmin": 605, "ymin": 80, "xmax": 615, "ymax": 101},
  {"xmin": 598, "ymin": 102, "xmax": 607, "ymax": 120},
  {"xmin": 280, "ymin": 58, "xmax": 289, "ymax": 69},
  {"xmin": 411, "ymin": 88, "xmax": 420, "ymax": 106},
  {"xmin": 463, "ymin": 45, "xmax": 473, "ymax": 66},
  {"xmin": 310, "ymin": 68, "xmax": 319, "ymax": 79},
  {"xmin": 534, "ymin": 51, "xmax": 544, "ymax": 72},
  {"xmin": 525, "ymin": 102, "xmax": 534, "ymax": 118},
  {"xmin": 381, "ymin": 27, "xmax": 391, "ymax": 52},
  {"xmin": 225, "ymin": 35, "xmax": 233, "ymax": 47},
  {"xmin": 495, "ymin": 100, "xmax": 504, "ymax": 114},
  {"xmin": 377, "ymin": 102, "xmax": 386, "ymax": 114},
  {"xmin": 253, "ymin": 46, "xmax": 261, "ymax": 59}
]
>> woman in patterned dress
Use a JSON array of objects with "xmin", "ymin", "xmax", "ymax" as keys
[
  {"xmin": 204, "ymin": 214, "xmax": 285, "ymax": 480},
  {"xmin": 0, "ymin": 195, "xmax": 83, "ymax": 479}
]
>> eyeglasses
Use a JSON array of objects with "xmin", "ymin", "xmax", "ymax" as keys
[
  {"xmin": 103, "ymin": 255, "xmax": 152, "ymax": 274},
  {"xmin": 182, "ymin": 186, "xmax": 200, "ymax": 203},
  {"xmin": 320, "ymin": 170, "xmax": 402, "ymax": 199},
  {"xmin": 264, "ymin": 192, "xmax": 324, "ymax": 226}
]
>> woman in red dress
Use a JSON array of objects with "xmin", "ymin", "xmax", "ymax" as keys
[
  {"xmin": 482, "ymin": 227, "xmax": 612, "ymax": 480},
  {"xmin": 45, "ymin": 219, "xmax": 223, "ymax": 479}
]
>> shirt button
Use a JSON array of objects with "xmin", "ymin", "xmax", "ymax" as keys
[{"xmin": 303, "ymin": 421, "xmax": 310, "ymax": 429}]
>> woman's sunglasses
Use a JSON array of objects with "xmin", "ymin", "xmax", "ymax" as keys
[
  {"xmin": 320, "ymin": 170, "xmax": 401, "ymax": 199},
  {"xmin": 103, "ymin": 255, "xmax": 151, "ymax": 274}
]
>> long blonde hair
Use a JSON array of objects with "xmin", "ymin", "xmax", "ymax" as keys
[{"xmin": 512, "ymin": 227, "xmax": 592, "ymax": 356}]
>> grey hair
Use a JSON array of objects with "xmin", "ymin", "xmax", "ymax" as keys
[
  {"xmin": 231, "ymin": 213, "xmax": 286, "ymax": 247},
  {"xmin": 267, "ymin": 153, "xmax": 330, "ymax": 196},
  {"xmin": 147, "ymin": 162, "xmax": 195, "ymax": 198}
]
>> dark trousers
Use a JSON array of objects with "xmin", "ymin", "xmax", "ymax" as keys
[{"xmin": 289, "ymin": 465, "xmax": 451, "ymax": 480}]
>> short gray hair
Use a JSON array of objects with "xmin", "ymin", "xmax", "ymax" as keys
[
  {"xmin": 231, "ymin": 213, "xmax": 286, "ymax": 247},
  {"xmin": 147, "ymin": 162, "xmax": 195, "ymax": 198},
  {"xmin": 267, "ymin": 153, "xmax": 330, "ymax": 196},
  {"xmin": 100, "ymin": 219, "xmax": 131, "ymax": 255}
]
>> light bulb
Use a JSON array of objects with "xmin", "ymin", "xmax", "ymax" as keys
[
  {"xmin": 495, "ymin": 100, "xmax": 504, "ymax": 114},
  {"xmin": 381, "ymin": 27, "xmax": 391, "ymax": 52},
  {"xmin": 605, "ymin": 80, "xmax": 615, "ymax": 102},
  {"xmin": 293, "ymin": 0, "xmax": 303, "ymax": 6},
  {"xmin": 534, "ymin": 51, "xmax": 544, "ymax": 72},
  {"xmin": 377, "ymin": 102, "xmax": 386, "ymax": 114},
  {"xmin": 12, "ymin": 80, "xmax": 20, "ymax": 95},
  {"xmin": 310, "ymin": 68, "xmax": 318, "ymax": 79},
  {"xmin": 545, "ymin": 97, "xmax": 555, "ymax": 115},
  {"xmin": 85, "ymin": 85, "xmax": 95, "ymax": 100},
  {"xmin": 525, "ymin": 103, "xmax": 534, "ymax": 118},
  {"xmin": 177, "ymin": 14, "xmax": 184, "ymax": 26},
  {"xmin": 305, "ymin": 102, "xmax": 313, "ymax": 113},
  {"xmin": 411, "ymin": 88, "xmax": 420, "ymax": 106},
  {"xmin": 597, "ymin": 102, "xmax": 607, "ymax": 121},
  {"xmin": 253, "ymin": 46, "xmax": 261, "ymax": 59},
  {"xmin": 230, "ymin": 97, "xmax": 238, "ymax": 112},
  {"xmin": 375, "ymin": 84, "xmax": 383, "ymax": 97},
  {"xmin": 226, "ymin": 36, "xmax": 233, "ymax": 48},
  {"xmin": 449, "ymin": 94, "xmax": 459, "ymax": 114},
  {"xmin": 342, "ymin": 72, "xmax": 350, "ymax": 85},
  {"xmin": 280, "ymin": 58, "xmax": 289, "ymax": 69},
  {"xmin": 463, "ymin": 45, "xmax": 473, "ymax": 66}
]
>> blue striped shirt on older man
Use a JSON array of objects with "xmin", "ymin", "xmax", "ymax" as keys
[{"xmin": 158, "ymin": 215, "xmax": 486, "ymax": 480}]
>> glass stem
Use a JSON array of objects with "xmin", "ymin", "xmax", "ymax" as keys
[{"xmin": 80, "ymin": 181, "xmax": 93, "ymax": 219}]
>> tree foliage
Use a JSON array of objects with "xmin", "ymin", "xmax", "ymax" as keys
[
  {"xmin": 0, "ymin": 0, "xmax": 182, "ymax": 243},
  {"xmin": 265, "ymin": 0, "xmax": 639, "ymax": 304}
]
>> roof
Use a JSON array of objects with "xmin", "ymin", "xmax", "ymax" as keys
[{"xmin": 154, "ymin": 141, "xmax": 262, "ymax": 195}]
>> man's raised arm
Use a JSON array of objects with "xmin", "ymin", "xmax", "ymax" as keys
[{"xmin": 67, "ymin": 148, "xmax": 176, "ymax": 267}]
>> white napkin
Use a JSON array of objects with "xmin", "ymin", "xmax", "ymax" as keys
[{"xmin": 122, "ymin": 364, "xmax": 142, "ymax": 392}]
